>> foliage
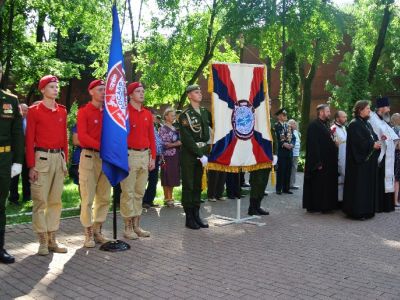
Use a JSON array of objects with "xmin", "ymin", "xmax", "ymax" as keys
[
  {"xmin": 327, "ymin": 48, "xmax": 369, "ymax": 115},
  {"xmin": 280, "ymin": 49, "xmax": 300, "ymax": 120}
]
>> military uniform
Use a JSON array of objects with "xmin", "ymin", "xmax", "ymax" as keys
[
  {"xmin": 0, "ymin": 89, "xmax": 24, "ymax": 263},
  {"xmin": 179, "ymin": 86, "xmax": 211, "ymax": 229},
  {"xmin": 274, "ymin": 118, "xmax": 295, "ymax": 194}
]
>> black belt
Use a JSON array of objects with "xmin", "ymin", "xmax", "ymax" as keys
[
  {"xmin": 35, "ymin": 147, "xmax": 62, "ymax": 153},
  {"xmin": 128, "ymin": 147, "xmax": 149, "ymax": 152},
  {"xmin": 83, "ymin": 148, "xmax": 99, "ymax": 152}
]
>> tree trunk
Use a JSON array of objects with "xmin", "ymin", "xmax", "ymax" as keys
[
  {"xmin": 177, "ymin": 0, "xmax": 219, "ymax": 109},
  {"xmin": 280, "ymin": 0, "xmax": 287, "ymax": 108},
  {"xmin": 0, "ymin": 0, "xmax": 15, "ymax": 89},
  {"xmin": 127, "ymin": 0, "xmax": 138, "ymax": 81},
  {"xmin": 36, "ymin": 11, "xmax": 46, "ymax": 43},
  {"xmin": 367, "ymin": 0, "xmax": 394, "ymax": 84},
  {"xmin": 25, "ymin": 83, "xmax": 36, "ymax": 105},
  {"xmin": 65, "ymin": 78, "xmax": 73, "ymax": 110},
  {"xmin": 300, "ymin": 44, "xmax": 320, "ymax": 150},
  {"xmin": 55, "ymin": 29, "xmax": 61, "ymax": 58},
  {"xmin": 265, "ymin": 56, "xmax": 272, "ymax": 95}
]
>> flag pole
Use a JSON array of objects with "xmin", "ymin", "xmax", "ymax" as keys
[{"xmin": 99, "ymin": 3, "xmax": 130, "ymax": 252}]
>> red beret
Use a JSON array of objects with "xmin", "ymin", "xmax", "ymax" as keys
[
  {"xmin": 38, "ymin": 75, "xmax": 58, "ymax": 90},
  {"xmin": 127, "ymin": 82, "xmax": 143, "ymax": 96},
  {"xmin": 88, "ymin": 79, "xmax": 105, "ymax": 91}
]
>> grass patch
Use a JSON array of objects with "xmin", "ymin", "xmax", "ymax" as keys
[{"xmin": 6, "ymin": 176, "xmax": 244, "ymax": 225}]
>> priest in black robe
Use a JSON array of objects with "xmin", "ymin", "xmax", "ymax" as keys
[
  {"xmin": 343, "ymin": 100, "xmax": 381, "ymax": 220},
  {"xmin": 303, "ymin": 104, "xmax": 338, "ymax": 213}
]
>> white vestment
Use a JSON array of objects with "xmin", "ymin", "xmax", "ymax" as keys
[
  {"xmin": 331, "ymin": 123, "xmax": 347, "ymax": 201},
  {"xmin": 369, "ymin": 112, "xmax": 398, "ymax": 193}
]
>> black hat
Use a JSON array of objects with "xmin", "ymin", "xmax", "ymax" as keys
[
  {"xmin": 376, "ymin": 97, "xmax": 389, "ymax": 108},
  {"xmin": 274, "ymin": 108, "xmax": 287, "ymax": 116}
]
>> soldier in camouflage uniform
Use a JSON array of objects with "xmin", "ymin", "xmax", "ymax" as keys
[
  {"xmin": 179, "ymin": 84, "xmax": 211, "ymax": 229},
  {"xmin": 0, "ymin": 64, "xmax": 24, "ymax": 263}
]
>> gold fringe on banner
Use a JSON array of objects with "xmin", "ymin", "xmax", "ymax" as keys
[
  {"xmin": 207, "ymin": 162, "xmax": 272, "ymax": 173},
  {"xmin": 208, "ymin": 64, "xmax": 214, "ymax": 93},
  {"xmin": 201, "ymin": 167, "xmax": 208, "ymax": 190}
]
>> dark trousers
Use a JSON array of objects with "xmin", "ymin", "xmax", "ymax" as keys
[
  {"xmin": 250, "ymin": 168, "xmax": 271, "ymax": 199},
  {"xmin": 143, "ymin": 156, "xmax": 160, "ymax": 205},
  {"xmin": 276, "ymin": 156, "xmax": 292, "ymax": 192},
  {"xmin": 207, "ymin": 170, "xmax": 226, "ymax": 199},
  {"xmin": 226, "ymin": 172, "xmax": 241, "ymax": 198},
  {"xmin": 9, "ymin": 161, "xmax": 30, "ymax": 202},
  {"xmin": 181, "ymin": 151, "xmax": 203, "ymax": 208},
  {"xmin": 0, "ymin": 152, "xmax": 12, "ymax": 235}
]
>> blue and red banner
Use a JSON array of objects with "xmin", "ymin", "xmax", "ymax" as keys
[
  {"xmin": 208, "ymin": 62, "xmax": 273, "ymax": 172},
  {"xmin": 100, "ymin": 4, "xmax": 129, "ymax": 186}
]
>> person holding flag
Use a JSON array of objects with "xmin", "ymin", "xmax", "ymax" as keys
[
  {"xmin": 179, "ymin": 84, "xmax": 211, "ymax": 230},
  {"xmin": 119, "ymin": 82, "xmax": 155, "ymax": 239},
  {"xmin": 78, "ymin": 79, "xmax": 112, "ymax": 248},
  {"xmin": 25, "ymin": 75, "xmax": 68, "ymax": 256}
]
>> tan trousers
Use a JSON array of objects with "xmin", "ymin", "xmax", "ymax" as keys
[
  {"xmin": 31, "ymin": 151, "xmax": 66, "ymax": 233},
  {"xmin": 79, "ymin": 149, "xmax": 111, "ymax": 228},
  {"xmin": 120, "ymin": 150, "xmax": 149, "ymax": 218}
]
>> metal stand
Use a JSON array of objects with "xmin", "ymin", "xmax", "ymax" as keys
[
  {"xmin": 208, "ymin": 172, "xmax": 266, "ymax": 227},
  {"xmin": 100, "ymin": 185, "xmax": 130, "ymax": 252}
]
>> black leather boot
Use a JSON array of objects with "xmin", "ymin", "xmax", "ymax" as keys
[
  {"xmin": 193, "ymin": 206, "xmax": 209, "ymax": 228},
  {"xmin": 248, "ymin": 198, "xmax": 260, "ymax": 215},
  {"xmin": 256, "ymin": 198, "xmax": 269, "ymax": 215},
  {"xmin": 184, "ymin": 207, "xmax": 200, "ymax": 230},
  {"xmin": 0, "ymin": 230, "xmax": 15, "ymax": 264}
]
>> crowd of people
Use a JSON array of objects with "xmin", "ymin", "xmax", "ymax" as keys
[
  {"xmin": 302, "ymin": 98, "xmax": 400, "ymax": 220},
  {"xmin": 1, "ymin": 66, "xmax": 399, "ymax": 266}
]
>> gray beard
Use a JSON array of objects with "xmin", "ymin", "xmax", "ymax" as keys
[{"xmin": 382, "ymin": 112, "xmax": 391, "ymax": 123}]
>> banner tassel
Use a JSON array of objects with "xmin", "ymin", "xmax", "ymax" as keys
[
  {"xmin": 270, "ymin": 167, "xmax": 276, "ymax": 186},
  {"xmin": 202, "ymin": 167, "xmax": 208, "ymax": 191}
]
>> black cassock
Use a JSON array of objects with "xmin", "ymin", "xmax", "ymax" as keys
[
  {"xmin": 342, "ymin": 117, "xmax": 379, "ymax": 219},
  {"xmin": 303, "ymin": 118, "xmax": 338, "ymax": 212}
]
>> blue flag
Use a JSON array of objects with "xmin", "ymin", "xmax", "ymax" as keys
[{"xmin": 101, "ymin": 4, "xmax": 129, "ymax": 186}]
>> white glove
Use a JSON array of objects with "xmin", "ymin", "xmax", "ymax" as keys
[
  {"xmin": 272, "ymin": 155, "xmax": 278, "ymax": 166},
  {"xmin": 198, "ymin": 155, "xmax": 208, "ymax": 167},
  {"xmin": 11, "ymin": 163, "xmax": 22, "ymax": 178}
]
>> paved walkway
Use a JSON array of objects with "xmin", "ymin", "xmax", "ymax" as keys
[{"xmin": 1, "ymin": 174, "xmax": 400, "ymax": 300}]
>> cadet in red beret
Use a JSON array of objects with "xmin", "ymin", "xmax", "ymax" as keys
[
  {"xmin": 77, "ymin": 79, "xmax": 112, "ymax": 248},
  {"xmin": 25, "ymin": 75, "xmax": 68, "ymax": 255},
  {"xmin": 120, "ymin": 81, "xmax": 155, "ymax": 239}
]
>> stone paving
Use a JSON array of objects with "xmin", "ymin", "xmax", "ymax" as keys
[{"xmin": 1, "ymin": 173, "xmax": 400, "ymax": 299}]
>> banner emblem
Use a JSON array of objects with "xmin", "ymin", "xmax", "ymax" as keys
[{"xmin": 232, "ymin": 100, "xmax": 254, "ymax": 140}]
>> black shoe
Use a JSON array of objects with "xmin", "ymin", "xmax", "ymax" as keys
[
  {"xmin": 290, "ymin": 186, "xmax": 299, "ymax": 190},
  {"xmin": 283, "ymin": 191, "xmax": 293, "ymax": 194},
  {"xmin": 256, "ymin": 198, "xmax": 269, "ymax": 215},
  {"xmin": 0, "ymin": 249, "xmax": 15, "ymax": 264},
  {"xmin": 193, "ymin": 206, "xmax": 209, "ymax": 228},
  {"xmin": 241, "ymin": 183, "xmax": 251, "ymax": 188},
  {"xmin": 248, "ymin": 198, "xmax": 259, "ymax": 216},
  {"xmin": 276, "ymin": 191, "xmax": 282, "ymax": 195},
  {"xmin": 142, "ymin": 203, "xmax": 151, "ymax": 209},
  {"xmin": 184, "ymin": 208, "xmax": 200, "ymax": 230}
]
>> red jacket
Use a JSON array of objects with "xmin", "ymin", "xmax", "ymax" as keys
[
  {"xmin": 25, "ymin": 102, "xmax": 68, "ymax": 168},
  {"xmin": 77, "ymin": 102, "xmax": 103, "ymax": 150},
  {"xmin": 127, "ymin": 103, "xmax": 156, "ymax": 159}
]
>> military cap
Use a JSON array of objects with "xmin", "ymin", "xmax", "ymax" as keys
[
  {"xmin": 88, "ymin": 79, "xmax": 105, "ymax": 91},
  {"xmin": 156, "ymin": 115, "xmax": 162, "ymax": 120},
  {"xmin": 274, "ymin": 108, "xmax": 287, "ymax": 116},
  {"xmin": 38, "ymin": 75, "xmax": 58, "ymax": 90},
  {"xmin": 127, "ymin": 82, "xmax": 143, "ymax": 96},
  {"xmin": 185, "ymin": 84, "xmax": 201, "ymax": 93}
]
